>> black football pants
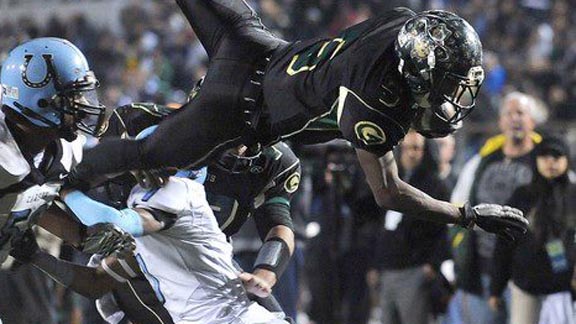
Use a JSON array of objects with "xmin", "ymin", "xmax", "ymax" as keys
[{"xmin": 79, "ymin": 0, "xmax": 284, "ymax": 177}]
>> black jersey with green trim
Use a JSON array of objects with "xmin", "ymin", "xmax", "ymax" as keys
[
  {"xmin": 263, "ymin": 7, "xmax": 416, "ymax": 156},
  {"xmin": 204, "ymin": 142, "xmax": 300, "ymax": 237},
  {"xmin": 102, "ymin": 103, "xmax": 175, "ymax": 140}
]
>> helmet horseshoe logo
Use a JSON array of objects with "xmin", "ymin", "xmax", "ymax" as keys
[{"xmin": 22, "ymin": 54, "xmax": 54, "ymax": 89}]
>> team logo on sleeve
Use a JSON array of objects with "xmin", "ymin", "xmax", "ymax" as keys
[
  {"xmin": 354, "ymin": 121, "xmax": 386, "ymax": 145},
  {"xmin": 284, "ymin": 173, "xmax": 301, "ymax": 193}
]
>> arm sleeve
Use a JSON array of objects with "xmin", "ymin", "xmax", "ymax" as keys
[
  {"xmin": 63, "ymin": 191, "xmax": 144, "ymax": 236},
  {"xmin": 253, "ymin": 154, "xmax": 300, "ymax": 240},
  {"xmin": 253, "ymin": 203, "xmax": 294, "ymax": 241}
]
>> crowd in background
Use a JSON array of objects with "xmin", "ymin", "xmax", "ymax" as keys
[
  {"xmin": 0, "ymin": 0, "xmax": 575, "ymax": 324},
  {"xmin": 0, "ymin": 0, "xmax": 574, "ymax": 124}
]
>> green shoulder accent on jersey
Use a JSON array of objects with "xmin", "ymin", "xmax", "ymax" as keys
[
  {"xmin": 130, "ymin": 102, "xmax": 174, "ymax": 118},
  {"xmin": 262, "ymin": 144, "xmax": 284, "ymax": 161},
  {"xmin": 304, "ymin": 108, "xmax": 339, "ymax": 131},
  {"xmin": 264, "ymin": 197, "xmax": 291, "ymax": 207}
]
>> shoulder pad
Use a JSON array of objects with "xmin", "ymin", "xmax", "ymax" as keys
[
  {"xmin": 128, "ymin": 177, "xmax": 196, "ymax": 215},
  {"xmin": 0, "ymin": 115, "xmax": 30, "ymax": 188},
  {"xmin": 265, "ymin": 143, "xmax": 300, "ymax": 173}
]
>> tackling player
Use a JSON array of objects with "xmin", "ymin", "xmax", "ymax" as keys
[
  {"xmin": 65, "ymin": 1, "xmax": 528, "ymax": 239},
  {"xmin": 0, "ymin": 37, "xmax": 110, "ymax": 264},
  {"xmin": 9, "ymin": 126, "xmax": 289, "ymax": 324},
  {"xmin": 86, "ymin": 102, "xmax": 299, "ymax": 322},
  {"xmin": 92, "ymin": 102, "xmax": 299, "ymax": 297},
  {"xmin": 205, "ymin": 141, "xmax": 299, "ymax": 298}
]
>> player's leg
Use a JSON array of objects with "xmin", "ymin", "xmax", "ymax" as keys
[
  {"xmin": 72, "ymin": 59, "xmax": 252, "ymax": 185},
  {"xmin": 176, "ymin": 0, "xmax": 282, "ymax": 58},
  {"xmin": 112, "ymin": 278, "xmax": 175, "ymax": 324}
]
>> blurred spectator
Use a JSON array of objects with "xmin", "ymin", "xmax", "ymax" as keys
[
  {"xmin": 490, "ymin": 136, "xmax": 576, "ymax": 324},
  {"xmin": 1, "ymin": 0, "xmax": 574, "ymax": 121},
  {"xmin": 447, "ymin": 92, "xmax": 545, "ymax": 324},
  {"xmin": 435, "ymin": 135, "xmax": 457, "ymax": 190},
  {"xmin": 305, "ymin": 144, "xmax": 379, "ymax": 324},
  {"xmin": 483, "ymin": 51, "xmax": 507, "ymax": 98},
  {"xmin": 369, "ymin": 131, "xmax": 451, "ymax": 324}
]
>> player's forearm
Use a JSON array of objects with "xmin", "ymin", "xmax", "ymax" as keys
[
  {"xmin": 357, "ymin": 149, "xmax": 461, "ymax": 225},
  {"xmin": 252, "ymin": 225, "xmax": 296, "ymax": 287},
  {"xmin": 30, "ymin": 251, "xmax": 117, "ymax": 299},
  {"xmin": 252, "ymin": 225, "xmax": 293, "ymax": 287},
  {"xmin": 264, "ymin": 225, "xmax": 295, "ymax": 255},
  {"xmin": 62, "ymin": 190, "xmax": 144, "ymax": 236},
  {"xmin": 36, "ymin": 204, "xmax": 84, "ymax": 246},
  {"xmin": 379, "ymin": 180, "xmax": 461, "ymax": 225}
]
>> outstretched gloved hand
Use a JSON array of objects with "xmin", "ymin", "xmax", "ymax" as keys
[{"xmin": 459, "ymin": 202, "xmax": 528, "ymax": 241}]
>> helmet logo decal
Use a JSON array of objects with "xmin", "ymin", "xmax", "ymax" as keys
[
  {"xmin": 22, "ymin": 54, "xmax": 54, "ymax": 89},
  {"xmin": 284, "ymin": 173, "xmax": 301, "ymax": 193},
  {"xmin": 412, "ymin": 38, "xmax": 431, "ymax": 59},
  {"xmin": 430, "ymin": 24, "xmax": 452, "ymax": 42},
  {"xmin": 355, "ymin": 121, "xmax": 387, "ymax": 145},
  {"xmin": 250, "ymin": 166, "xmax": 264, "ymax": 174},
  {"xmin": 1, "ymin": 84, "xmax": 19, "ymax": 100}
]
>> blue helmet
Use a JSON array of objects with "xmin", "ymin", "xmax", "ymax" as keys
[{"xmin": 0, "ymin": 37, "xmax": 110, "ymax": 137}]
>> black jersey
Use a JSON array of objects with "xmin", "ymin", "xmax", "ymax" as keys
[
  {"xmin": 204, "ymin": 142, "xmax": 300, "ymax": 237},
  {"xmin": 264, "ymin": 8, "xmax": 416, "ymax": 156},
  {"xmin": 103, "ymin": 103, "xmax": 174, "ymax": 139}
]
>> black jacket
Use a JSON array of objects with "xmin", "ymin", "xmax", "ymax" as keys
[
  {"xmin": 373, "ymin": 142, "xmax": 450, "ymax": 270},
  {"xmin": 490, "ymin": 172, "xmax": 576, "ymax": 296}
]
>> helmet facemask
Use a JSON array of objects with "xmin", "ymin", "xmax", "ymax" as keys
[
  {"xmin": 216, "ymin": 144, "xmax": 262, "ymax": 174},
  {"xmin": 50, "ymin": 67, "xmax": 111, "ymax": 138},
  {"xmin": 428, "ymin": 66, "xmax": 484, "ymax": 124}
]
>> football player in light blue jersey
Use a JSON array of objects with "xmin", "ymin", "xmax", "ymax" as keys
[{"xmin": 0, "ymin": 37, "xmax": 110, "ymax": 264}]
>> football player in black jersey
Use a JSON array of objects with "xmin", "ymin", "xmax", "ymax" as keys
[
  {"xmin": 55, "ymin": 102, "xmax": 299, "ymax": 323},
  {"xmin": 100, "ymin": 102, "xmax": 300, "ymax": 296},
  {"xmin": 66, "ymin": 1, "xmax": 528, "ymax": 240},
  {"xmin": 206, "ymin": 141, "xmax": 299, "ymax": 298}
]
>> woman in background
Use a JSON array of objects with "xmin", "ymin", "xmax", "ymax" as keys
[{"xmin": 489, "ymin": 136, "xmax": 576, "ymax": 324}]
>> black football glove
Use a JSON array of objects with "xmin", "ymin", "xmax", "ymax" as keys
[
  {"xmin": 9, "ymin": 229, "xmax": 39, "ymax": 263},
  {"xmin": 81, "ymin": 224, "xmax": 136, "ymax": 258},
  {"xmin": 62, "ymin": 163, "xmax": 111, "ymax": 192},
  {"xmin": 61, "ymin": 163, "xmax": 94, "ymax": 192},
  {"xmin": 459, "ymin": 202, "xmax": 528, "ymax": 241}
]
